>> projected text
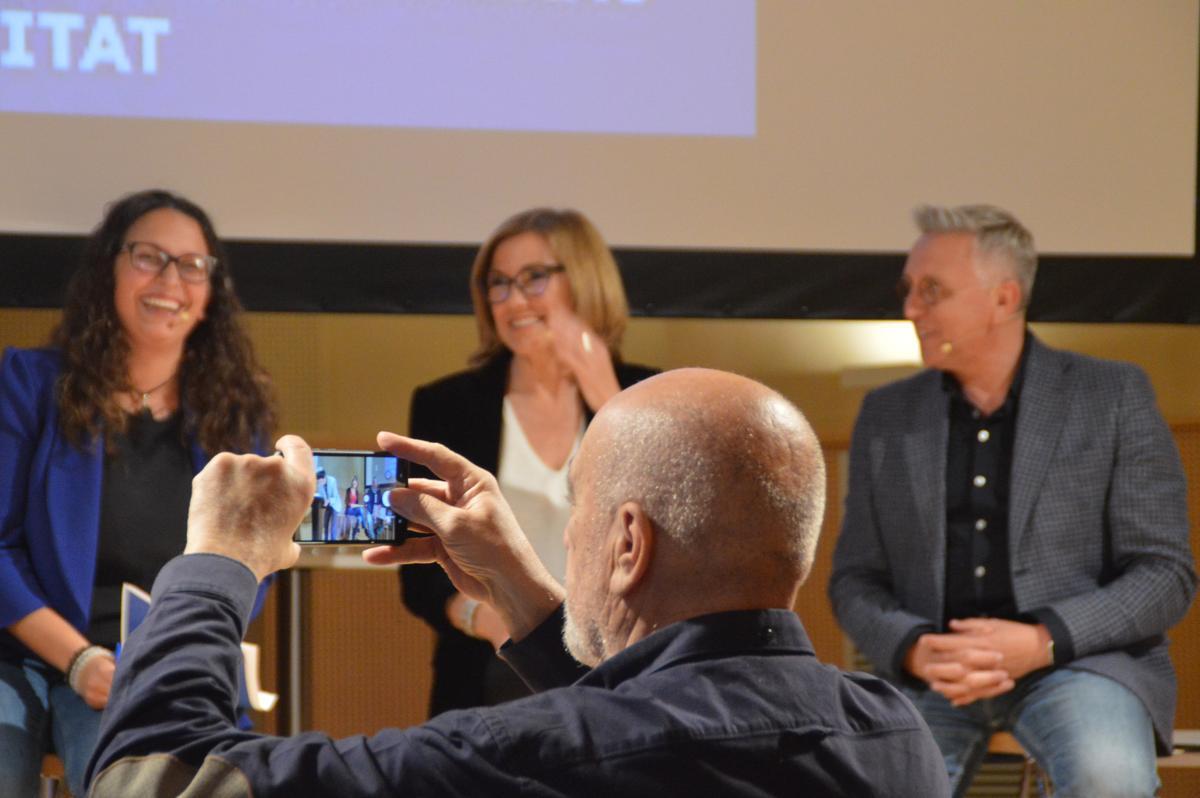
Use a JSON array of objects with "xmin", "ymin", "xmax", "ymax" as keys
[
  {"xmin": 0, "ymin": 1, "xmax": 755, "ymax": 137},
  {"xmin": 1, "ymin": 10, "xmax": 169, "ymax": 74}
]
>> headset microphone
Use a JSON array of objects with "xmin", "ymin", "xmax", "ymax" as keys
[{"xmin": 936, "ymin": 321, "xmax": 1002, "ymax": 358}]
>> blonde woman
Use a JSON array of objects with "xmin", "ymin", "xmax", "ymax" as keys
[{"xmin": 400, "ymin": 208, "xmax": 655, "ymax": 716}]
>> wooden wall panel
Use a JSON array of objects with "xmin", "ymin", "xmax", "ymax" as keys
[
  {"xmin": 303, "ymin": 569, "xmax": 435, "ymax": 736},
  {"xmin": 792, "ymin": 446, "xmax": 845, "ymax": 666},
  {"xmin": 1169, "ymin": 423, "xmax": 1200, "ymax": 732},
  {"xmin": 0, "ymin": 308, "xmax": 57, "ymax": 348},
  {"xmin": 1162, "ymin": 769, "xmax": 1200, "ymax": 798}
]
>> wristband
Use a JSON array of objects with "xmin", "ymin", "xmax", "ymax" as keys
[
  {"xmin": 459, "ymin": 598, "xmax": 481, "ymax": 637},
  {"xmin": 66, "ymin": 644, "xmax": 114, "ymax": 694},
  {"xmin": 1046, "ymin": 637, "xmax": 1056, "ymax": 666},
  {"xmin": 64, "ymin": 644, "xmax": 89, "ymax": 678}
]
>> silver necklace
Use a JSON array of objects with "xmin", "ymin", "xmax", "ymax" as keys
[{"xmin": 131, "ymin": 373, "xmax": 176, "ymax": 411}]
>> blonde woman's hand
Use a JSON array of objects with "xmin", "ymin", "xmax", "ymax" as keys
[{"xmin": 544, "ymin": 307, "xmax": 621, "ymax": 411}]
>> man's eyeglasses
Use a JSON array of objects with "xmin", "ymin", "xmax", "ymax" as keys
[
  {"xmin": 895, "ymin": 276, "xmax": 952, "ymax": 308},
  {"xmin": 123, "ymin": 241, "xmax": 216, "ymax": 285},
  {"xmin": 485, "ymin": 264, "xmax": 565, "ymax": 304}
]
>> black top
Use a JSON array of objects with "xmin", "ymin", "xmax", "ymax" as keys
[
  {"xmin": 941, "ymin": 343, "xmax": 1027, "ymax": 623},
  {"xmin": 89, "ymin": 411, "xmax": 192, "ymax": 648}
]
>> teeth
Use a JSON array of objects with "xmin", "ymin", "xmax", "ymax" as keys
[
  {"xmin": 143, "ymin": 297, "xmax": 182, "ymax": 312},
  {"xmin": 511, "ymin": 317, "xmax": 542, "ymax": 329}
]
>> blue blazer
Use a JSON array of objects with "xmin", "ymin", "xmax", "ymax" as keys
[{"xmin": 0, "ymin": 347, "xmax": 267, "ymax": 657}]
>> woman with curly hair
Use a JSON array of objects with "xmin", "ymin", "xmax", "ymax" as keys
[{"xmin": 0, "ymin": 189, "xmax": 276, "ymax": 796}]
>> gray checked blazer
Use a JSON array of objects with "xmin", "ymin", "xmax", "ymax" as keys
[{"xmin": 828, "ymin": 335, "xmax": 1196, "ymax": 753}]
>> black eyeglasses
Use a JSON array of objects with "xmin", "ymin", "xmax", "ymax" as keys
[
  {"xmin": 485, "ymin": 264, "xmax": 565, "ymax": 304},
  {"xmin": 123, "ymin": 241, "xmax": 216, "ymax": 285}
]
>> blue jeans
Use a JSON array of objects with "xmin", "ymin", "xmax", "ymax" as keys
[
  {"xmin": 0, "ymin": 656, "xmax": 103, "ymax": 797},
  {"xmin": 345, "ymin": 507, "xmax": 366, "ymax": 539},
  {"xmin": 905, "ymin": 667, "xmax": 1159, "ymax": 798}
]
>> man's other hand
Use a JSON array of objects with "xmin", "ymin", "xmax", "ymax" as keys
[{"xmin": 362, "ymin": 431, "xmax": 564, "ymax": 642}]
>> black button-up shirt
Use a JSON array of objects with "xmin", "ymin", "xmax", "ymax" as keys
[
  {"xmin": 893, "ymin": 334, "xmax": 1071, "ymax": 675},
  {"xmin": 941, "ymin": 345, "xmax": 1027, "ymax": 623}
]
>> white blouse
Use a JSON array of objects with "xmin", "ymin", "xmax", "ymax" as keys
[{"xmin": 496, "ymin": 397, "xmax": 583, "ymax": 584}]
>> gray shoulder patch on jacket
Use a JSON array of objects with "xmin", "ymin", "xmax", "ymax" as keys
[{"xmin": 90, "ymin": 754, "xmax": 251, "ymax": 798}]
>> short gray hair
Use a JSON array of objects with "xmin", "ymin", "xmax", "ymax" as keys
[
  {"xmin": 589, "ymin": 391, "xmax": 826, "ymax": 585},
  {"xmin": 914, "ymin": 204, "xmax": 1037, "ymax": 310}
]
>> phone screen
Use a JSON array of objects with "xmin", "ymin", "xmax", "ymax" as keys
[{"xmin": 296, "ymin": 450, "xmax": 410, "ymax": 544}]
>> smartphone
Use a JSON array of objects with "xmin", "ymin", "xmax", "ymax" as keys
[{"xmin": 295, "ymin": 450, "xmax": 411, "ymax": 544}]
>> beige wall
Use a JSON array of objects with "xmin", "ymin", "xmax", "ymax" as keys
[{"xmin": 2, "ymin": 2, "xmax": 1195, "ymax": 254}]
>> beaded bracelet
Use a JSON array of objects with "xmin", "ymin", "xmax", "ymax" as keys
[{"xmin": 66, "ymin": 644, "xmax": 114, "ymax": 694}]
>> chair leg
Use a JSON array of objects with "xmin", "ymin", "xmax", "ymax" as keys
[
  {"xmin": 1019, "ymin": 755, "xmax": 1052, "ymax": 798},
  {"xmin": 40, "ymin": 773, "xmax": 66, "ymax": 797},
  {"xmin": 1017, "ymin": 757, "xmax": 1031, "ymax": 798}
]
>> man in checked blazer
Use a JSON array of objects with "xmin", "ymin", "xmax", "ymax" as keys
[{"xmin": 829, "ymin": 204, "xmax": 1196, "ymax": 798}]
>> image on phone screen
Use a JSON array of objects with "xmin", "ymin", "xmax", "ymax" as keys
[{"xmin": 295, "ymin": 450, "xmax": 409, "ymax": 544}]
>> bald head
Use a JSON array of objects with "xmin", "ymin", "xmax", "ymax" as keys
[{"xmin": 579, "ymin": 368, "xmax": 826, "ymax": 590}]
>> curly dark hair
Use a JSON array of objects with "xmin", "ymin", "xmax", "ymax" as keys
[{"xmin": 51, "ymin": 189, "xmax": 276, "ymax": 454}]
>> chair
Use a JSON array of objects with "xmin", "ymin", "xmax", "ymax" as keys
[
  {"xmin": 965, "ymin": 732, "xmax": 1046, "ymax": 798},
  {"xmin": 843, "ymin": 641, "xmax": 1049, "ymax": 797},
  {"xmin": 1158, "ymin": 728, "xmax": 1200, "ymax": 771},
  {"xmin": 41, "ymin": 753, "xmax": 69, "ymax": 797}
]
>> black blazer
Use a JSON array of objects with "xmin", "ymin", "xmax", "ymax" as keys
[{"xmin": 400, "ymin": 351, "xmax": 658, "ymax": 716}]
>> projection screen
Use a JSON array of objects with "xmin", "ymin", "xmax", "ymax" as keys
[{"xmin": 1, "ymin": 1, "xmax": 1196, "ymax": 318}]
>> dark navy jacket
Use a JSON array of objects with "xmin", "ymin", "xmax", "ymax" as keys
[{"xmin": 88, "ymin": 553, "xmax": 949, "ymax": 796}]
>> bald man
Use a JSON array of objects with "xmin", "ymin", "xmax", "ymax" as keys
[{"xmin": 86, "ymin": 369, "xmax": 949, "ymax": 797}]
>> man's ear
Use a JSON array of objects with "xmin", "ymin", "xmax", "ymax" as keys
[
  {"xmin": 993, "ymin": 277, "xmax": 1023, "ymax": 321},
  {"xmin": 609, "ymin": 501, "xmax": 654, "ymax": 597}
]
